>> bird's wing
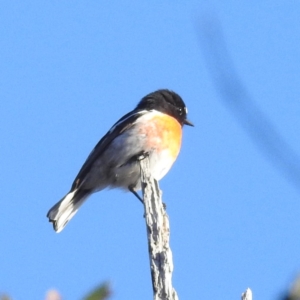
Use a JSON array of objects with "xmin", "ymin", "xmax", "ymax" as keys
[{"xmin": 70, "ymin": 109, "xmax": 148, "ymax": 191}]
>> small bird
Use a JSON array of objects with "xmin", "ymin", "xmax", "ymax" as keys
[{"xmin": 47, "ymin": 89, "xmax": 193, "ymax": 232}]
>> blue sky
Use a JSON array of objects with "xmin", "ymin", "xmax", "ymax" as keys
[{"xmin": 1, "ymin": 1, "xmax": 300, "ymax": 299}]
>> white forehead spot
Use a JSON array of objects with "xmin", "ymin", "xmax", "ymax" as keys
[{"xmin": 185, "ymin": 107, "xmax": 188, "ymax": 114}]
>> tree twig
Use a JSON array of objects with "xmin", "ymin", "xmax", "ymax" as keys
[
  {"xmin": 139, "ymin": 155, "xmax": 178, "ymax": 300},
  {"xmin": 241, "ymin": 288, "xmax": 252, "ymax": 300}
]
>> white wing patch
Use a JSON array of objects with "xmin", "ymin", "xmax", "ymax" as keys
[{"xmin": 108, "ymin": 110, "xmax": 149, "ymax": 134}]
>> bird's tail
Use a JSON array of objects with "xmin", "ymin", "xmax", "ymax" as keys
[{"xmin": 47, "ymin": 189, "xmax": 90, "ymax": 233}]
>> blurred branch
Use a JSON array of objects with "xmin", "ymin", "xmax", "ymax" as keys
[
  {"xmin": 198, "ymin": 17, "xmax": 300, "ymax": 190},
  {"xmin": 241, "ymin": 288, "xmax": 252, "ymax": 300},
  {"xmin": 139, "ymin": 155, "xmax": 178, "ymax": 300},
  {"xmin": 282, "ymin": 276, "xmax": 300, "ymax": 300}
]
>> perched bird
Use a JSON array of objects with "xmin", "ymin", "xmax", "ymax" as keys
[{"xmin": 47, "ymin": 89, "xmax": 193, "ymax": 232}]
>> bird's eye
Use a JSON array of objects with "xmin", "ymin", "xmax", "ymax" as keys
[{"xmin": 178, "ymin": 107, "xmax": 183, "ymax": 115}]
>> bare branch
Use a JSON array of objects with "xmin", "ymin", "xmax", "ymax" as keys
[
  {"xmin": 139, "ymin": 156, "xmax": 178, "ymax": 300},
  {"xmin": 241, "ymin": 288, "xmax": 252, "ymax": 300}
]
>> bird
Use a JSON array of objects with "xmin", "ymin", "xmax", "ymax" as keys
[{"xmin": 47, "ymin": 89, "xmax": 193, "ymax": 232}]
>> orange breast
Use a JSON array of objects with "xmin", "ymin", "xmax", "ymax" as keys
[{"xmin": 140, "ymin": 114, "xmax": 182, "ymax": 159}]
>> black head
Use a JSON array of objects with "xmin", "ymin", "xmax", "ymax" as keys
[{"xmin": 136, "ymin": 89, "xmax": 193, "ymax": 126}]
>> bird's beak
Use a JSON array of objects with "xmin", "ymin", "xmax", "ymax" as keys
[{"xmin": 184, "ymin": 119, "xmax": 194, "ymax": 127}]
